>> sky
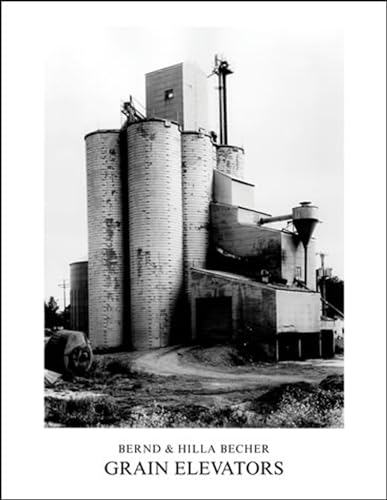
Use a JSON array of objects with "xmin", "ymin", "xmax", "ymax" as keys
[{"xmin": 45, "ymin": 26, "xmax": 343, "ymax": 308}]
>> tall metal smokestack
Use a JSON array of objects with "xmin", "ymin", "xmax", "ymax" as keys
[{"xmin": 212, "ymin": 55, "xmax": 233, "ymax": 144}]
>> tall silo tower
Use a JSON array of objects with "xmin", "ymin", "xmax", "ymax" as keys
[
  {"xmin": 127, "ymin": 119, "xmax": 183, "ymax": 349},
  {"xmin": 85, "ymin": 130, "xmax": 125, "ymax": 349},
  {"xmin": 181, "ymin": 131, "xmax": 216, "ymax": 294}
]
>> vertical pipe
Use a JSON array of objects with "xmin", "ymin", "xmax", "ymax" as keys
[
  {"xmin": 321, "ymin": 278, "xmax": 326, "ymax": 315},
  {"xmin": 304, "ymin": 244, "xmax": 308, "ymax": 287},
  {"xmin": 218, "ymin": 72, "xmax": 224, "ymax": 144},
  {"xmin": 222, "ymin": 72, "xmax": 228, "ymax": 145},
  {"xmin": 318, "ymin": 332, "xmax": 323, "ymax": 357}
]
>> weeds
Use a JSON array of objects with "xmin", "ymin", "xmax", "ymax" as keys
[
  {"xmin": 261, "ymin": 375, "xmax": 344, "ymax": 428},
  {"xmin": 45, "ymin": 396, "xmax": 120, "ymax": 427},
  {"xmin": 125, "ymin": 403, "xmax": 248, "ymax": 428},
  {"xmin": 45, "ymin": 351, "xmax": 344, "ymax": 428},
  {"xmin": 265, "ymin": 393, "xmax": 343, "ymax": 428}
]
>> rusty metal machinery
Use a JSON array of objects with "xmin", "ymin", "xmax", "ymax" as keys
[{"xmin": 44, "ymin": 330, "xmax": 93, "ymax": 377}]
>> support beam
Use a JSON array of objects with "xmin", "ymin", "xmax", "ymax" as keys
[
  {"xmin": 258, "ymin": 214, "xmax": 292, "ymax": 225},
  {"xmin": 298, "ymin": 337, "xmax": 302, "ymax": 359},
  {"xmin": 318, "ymin": 332, "xmax": 322, "ymax": 358},
  {"xmin": 275, "ymin": 337, "xmax": 279, "ymax": 362},
  {"xmin": 304, "ymin": 244, "xmax": 308, "ymax": 287}
]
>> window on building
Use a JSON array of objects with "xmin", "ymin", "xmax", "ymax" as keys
[
  {"xmin": 295, "ymin": 266, "xmax": 302, "ymax": 278},
  {"xmin": 164, "ymin": 89, "xmax": 174, "ymax": 100}
]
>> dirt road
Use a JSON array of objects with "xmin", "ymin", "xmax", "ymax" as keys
[
  {"xmin": 131, "ymin": 345, "xmax": 343, "ymax": 390},
  {"xmin": 45, "ymin": 345, "xmax": 344, "ymax": 426}
]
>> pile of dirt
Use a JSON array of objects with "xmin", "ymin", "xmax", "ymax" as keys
[
  {"xmin": 181, "ymin": 345, "xmax": 250, "ymax": 368},
  {"xmin": 319, "ymin": 374, "xmax": 344, "ymax": 392},
  {"xmin": 241, "ymin": 375, "xmax": 344, "ymax": 428}
]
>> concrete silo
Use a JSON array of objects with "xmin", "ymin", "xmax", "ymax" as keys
[
  {"xmin": 69, "ymin": 260, "xmax": 88, "ymax": 333},
  {"xmin": 216, "ymin": 145, "xmax": 245, "ymax": 178},
  {"xmin": 127, "ymin": 119, "xmax": 183, "ymax": 349},
  {"xmin": 85, "ymin": 130, "xmax": 125, "ymax": 349},
  {"xmin": 181, "ymin": 131, "xmax": 216, "ymax": 294}
]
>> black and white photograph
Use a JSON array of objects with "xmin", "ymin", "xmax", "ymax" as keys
[
  {"xmin": 43, "ymin": 25, "xmax": 345, "ymax": 429},
  {"xmin": 3, "ymin": 2, "xmax": 386, "ymax": 499}
]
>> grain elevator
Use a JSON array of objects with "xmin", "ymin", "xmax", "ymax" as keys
[{"xmin": 84, "ymin": 58, "xmax": 330, "ymax": 360}]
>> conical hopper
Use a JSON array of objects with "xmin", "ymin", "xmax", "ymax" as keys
[
  {"xmin": 292, "ymin": 202, "xmax": 319, "ymax": 248},
  {"xmin": 292, "ymin": 202, "xmax": 319, "ymax": 287},
  {"xmin": 293, "ymin": 218, "xmax": 318, "ymax": 248}
]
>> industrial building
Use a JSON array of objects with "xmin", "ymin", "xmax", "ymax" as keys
[{"xmin": 71, "ymin": 56, "xmax": 333, "ymax": 360}]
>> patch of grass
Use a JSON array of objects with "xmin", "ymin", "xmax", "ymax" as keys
[
  {"xmin": 45, "ymin": 396, "xmax": 120, "ymax": 427},
  {"xmin": 123, "ymin": 403, "xmax": 248, "ymax": 428}
]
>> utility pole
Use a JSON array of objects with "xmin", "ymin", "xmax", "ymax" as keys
[
  {"xmin": 316, "ymin": 252, "xmax": 328, "ymax": 316},
  {"xmin": 58, "ymin": 279, "xmax": 69, "ymax": 310}
]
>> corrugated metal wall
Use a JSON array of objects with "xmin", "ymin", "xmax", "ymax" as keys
[
  {"xmin": 85, "ymin": 130, "xmax": 125, "ymax": 349},
  {"xmin": 69, "ymin": 261, "xmax": 88, "ymax": 333},
  {"xmin": 127, "ymin": 119, "xmax": 183, "ymax": 349}
]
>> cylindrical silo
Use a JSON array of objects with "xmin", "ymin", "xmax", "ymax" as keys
[
  {"xmin": 85, "ymin": 130, "xmax": 125, "ymax": 349},
  {"xmin": 127, "ymin": 119, "xmax": 183, "ymax": 350},
  {"xmin": 216, "ymin": 145, "xmax": 245, "ymax": 178},
  {"xmin": 181, "ymin": 131, "xmax": 216, "ymax": 294},
  {"xmin": 69, "ymin": 260, "xmax": 88, "ymax": 333}
]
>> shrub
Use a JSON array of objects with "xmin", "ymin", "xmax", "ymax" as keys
[
  {"xmin": 45, "ymin": 396, "xmax": 119, "ymax": 427},
  {"xmin": 245, "ymin": 376, "xmax": 344, "ymax": 428},
  {"xmin": 125, "ymin": 403, "xmax": 248, "ymax": 428},
  {"xmin": 247, "ymin": 382, "xmax": 317, "ymax": 415},
  {"xmin": 265, "ymin": 392, "xmax": 344, "ymax": 428}
]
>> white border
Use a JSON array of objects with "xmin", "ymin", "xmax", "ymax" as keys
[{"xmin": 2, "ymin": 2, "xmax": 386, "ymax": 499}]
